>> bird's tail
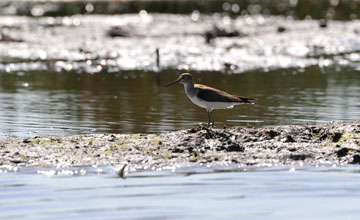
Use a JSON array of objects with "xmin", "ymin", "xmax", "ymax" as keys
[{"xmin": 237, "ymin": 96, "xmax": 256, "ymax": 104}]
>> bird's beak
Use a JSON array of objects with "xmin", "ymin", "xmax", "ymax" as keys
[{"xmin": 165, "ymin": 78, "xmax": 180, "ymax": 87}]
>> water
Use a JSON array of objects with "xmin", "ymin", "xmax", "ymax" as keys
[
  {"xmin": 1, "ymin": 4, "xmax": 360, "ymax": 218},
  {"xmin": 2, "ymin": 64, "xmax": 357, "ymax": 218},
  {"xmin": 1, "ymin": 166, "xmax": 360, "ymax": 220},
  {"xmin": 0, "ymin": 65, "xmax": 359, "ymax": 138}
]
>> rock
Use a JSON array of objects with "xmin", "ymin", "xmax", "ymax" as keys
[
  {"xmin": 265, "ymin": 130, "xmax": 280, "ymax": 139},
  {"xmin": 288, "ymin": 147, "xmax": 297, "ymax": 152},
  {"xmin": 332, "ymin": 133, "xmax": 342, "ymax": 143},
  {"xmin": 188, "ymin": 127, "xmax": 199, "ymax": 133},
  {"xmin": 187, "ymin": 147, "xmax": 194, "ymax": 153},
  {"xmin": 251, "ymin": 138, "xmax": 258, "ymax": 142},
  {"xmin": 350, "ymin": 155, "xmax": 360, "ymax": 164},
  {"xmin": 23, "ymin": 139, "xmax": 31, "ymax": 143},
  {"xmin": 204, "ymin": 31, "xmax": 214, "ymax": 44},
  {"xmin": 226, "ymin": 143, "xmax": 244, "ymax": 152},
  {"xmin": 0, "ymin": 32, "xmax": 23, "ymax": 42},
  {"xmin": 107, "ymin": 26, "xmax": 129, "ymax": 37},
  {"xmin": 224, "ymin": 62, "xmax": 238, "ymax": 71},
  {"xmin": 183, "ymin": 137, "xmax": 192, "ymax": 142},
  {"xmin": 319, "ymin": 133, "xmax": 329, "ymax": 141},
  {"xmin": 172, "ymin": 148, "xmax": 183, "ymax": 153},
  {"xmin": 277, "ymin": 26, "xmax": 286, "ymax": 33},
  {"xmin": 243, "ymin": 136, "xmax": 251, "ymax": 142},
  {"xmin": 108, "ymin": 135, "xmax": 116, "ymax": 142},
  {"xmin": 319, "ymin": 19, "xmax": 327, "ymax": 28},
  {"xmin": 216, "ymin": 145, "xmax": 226, "ymax": 151},
  {"xmin": 336, "ymin": 148, "xmax": 348, "ymax": 157},
  {"xmin": 10, "ymin": 160, "xmax": 25, "ymax": 164},
  {"xmin": 310, "ymin": 127, "xmax": 321, "ymax": 134},
  {"xmin": 284, "ymin": 135, "xmax": 295, "ymax": 143},
  {"xmin": 189, "ymin": 158, "xmax": 198, "ymax": 162},
  {"xmin": 289, "ymin": 154, "xmax": 309, "ymax": 161},
  {"xmin": 204, "ymin": 25, "xmax": 246, "ymax": 44}
]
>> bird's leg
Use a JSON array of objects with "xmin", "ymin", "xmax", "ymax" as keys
[
  {"xmin": 207, "ymin": 110, "xmax": 211, "ymax": 127},
  {"xmin": 210, "ymin": 111, "xmax": 214, "ymax": 127}
]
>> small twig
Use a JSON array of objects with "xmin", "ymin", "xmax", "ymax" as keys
[
  {"xmin": 117, "ymin": 164, "xmax": 127, "ymax": 178},
  {"xmin": 155, "ymin": 48, "xmax": 160, "ymax": 68}
]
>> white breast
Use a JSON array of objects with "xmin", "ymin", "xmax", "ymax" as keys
[{"xmin": 188, "ymin": 95, "xmax": 238, "ymax": 111}]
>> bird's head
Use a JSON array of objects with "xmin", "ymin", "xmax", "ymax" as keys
[{"xmin": 165, "ymin": 73, "xmax": 193, "ymax": 87}]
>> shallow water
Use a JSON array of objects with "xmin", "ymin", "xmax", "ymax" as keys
[
  {"xmin": 1, "ymin": 165, "xmax": 360, "ymax": 220},
  {"xmin": 1, "ymin": 5, "xmax": 359, "ymax": 219},
  {"xmin": 0, "ymin": 65, "xmax": 359, "ymax": 138}
]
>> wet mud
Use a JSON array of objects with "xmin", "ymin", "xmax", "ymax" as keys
[
  {"xmin": 1, "ymin": 14, "xmax": 360, "ymax": 74},
  {"xmin": 0, "ymin": 121, "xmax": 359, "ymax": 171}
]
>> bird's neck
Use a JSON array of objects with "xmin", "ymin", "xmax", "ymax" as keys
[{"xmin": 184, "ymin": 82, "xmax": 196, "ymax": 97}]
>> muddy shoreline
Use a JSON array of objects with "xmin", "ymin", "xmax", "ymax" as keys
[
  {"xmin": 0, "ymin": 121, "xmax": 359, "ymax": 171},
  {"xmin": 1, "ymin": 14, "xmax": 360, "ymax": 74}
]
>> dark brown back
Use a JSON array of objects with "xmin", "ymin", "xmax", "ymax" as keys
[{"xmin": 195, "ymin": 84, "xmax": 255, "ymax": 104}]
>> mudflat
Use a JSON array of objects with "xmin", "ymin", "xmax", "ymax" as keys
[
  {"xmin": 1, "ymin": 14, "xmax": 360, "ymax": 74},
  {"xmin": 0, "ymin": 121, "xmax": 359, "ymax": 171}
]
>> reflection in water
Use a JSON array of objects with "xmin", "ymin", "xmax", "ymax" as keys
[{"xmin": 0, "ymin": 66, "xmax": 359, "ymax": 138}]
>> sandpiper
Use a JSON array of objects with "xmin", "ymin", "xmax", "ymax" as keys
[{"xmin": 165, "ymin": 73, "xmax": 256, "ymax": 127}]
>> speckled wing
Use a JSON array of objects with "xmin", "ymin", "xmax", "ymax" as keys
[{"xmin": 195, "ymin": 84, "xmax": 255, "ymax": 104}]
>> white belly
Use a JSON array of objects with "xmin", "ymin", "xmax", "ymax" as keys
[{"xmin": 188, "ymin": 95, "xmax": 238, "ymax": 111}]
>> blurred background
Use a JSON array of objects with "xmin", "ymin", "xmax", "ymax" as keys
[
  {"xmin": 0, "ymin": 0, "xmax": 359, "ymax": 138},
  {"xmin": 1, "ymin": 2, "xmax": 360, "ymax": 220},
  {"xmin": 1, "ymin": 0, "xmax": 360, "ymax": 19}
]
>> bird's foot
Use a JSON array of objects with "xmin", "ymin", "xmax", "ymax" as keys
[
  {"xmin": 206, "ymin": 121, "xmax": 215, "ymax": 128},
  {"xmin": 202, "ymin": 126, "xmax": 216, "ymax": 139}
]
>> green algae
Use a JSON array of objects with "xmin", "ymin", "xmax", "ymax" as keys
[
  {"xmin": 336, "ymin": 132, "xmax": 360, "ymax": 144},
  {"xmin": 18, "ymin": 154, "xmax": 29, "ymax": 161}
]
